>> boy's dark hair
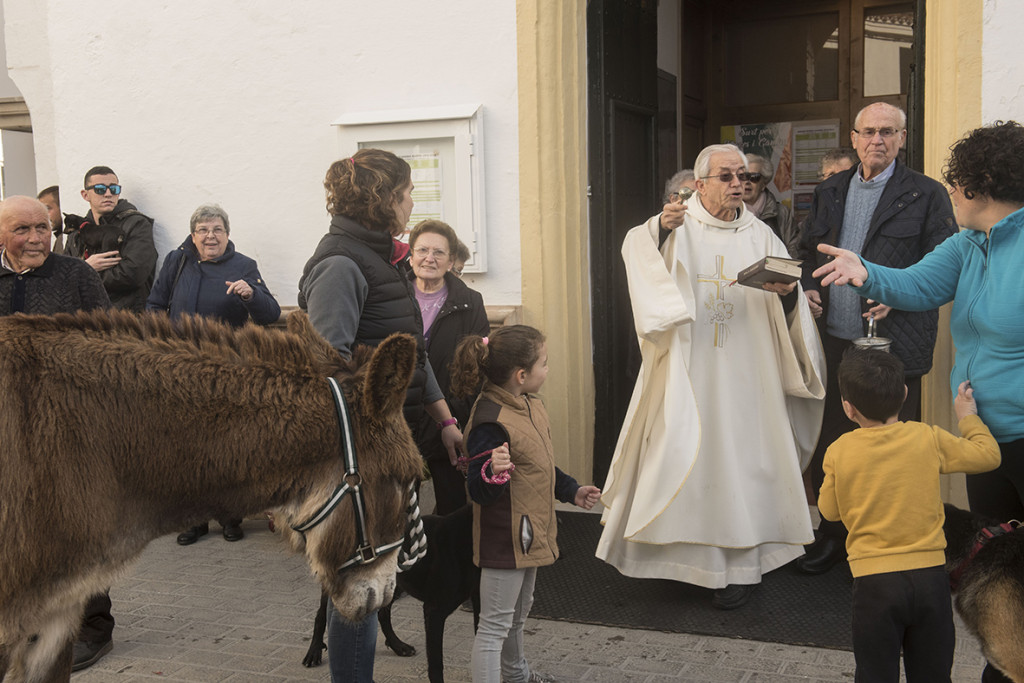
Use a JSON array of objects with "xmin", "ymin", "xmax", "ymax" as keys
[
  {"xmin": 83, "ymin": 166, "xmax": 117, "ymax": 188},
  {"xmin": 837, "ymin": 348, "xmax": 906, "ymax": 421},
  {"xmin": 37, "ymin": 185, "xmax": 60, "ymax": 204}
]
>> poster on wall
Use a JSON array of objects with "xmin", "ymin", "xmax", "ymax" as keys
[
  {"xmin": 359, "ymin": 139, "xmax": 452, "ymax": 237},
  {"xmin": 720, "ymin": 119, "xmax": 840, "ymax": 226}
]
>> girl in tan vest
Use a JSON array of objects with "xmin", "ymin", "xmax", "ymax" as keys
[{"xmin": 452, "ymin": 325, "xmax": 600, "ymax": 683}]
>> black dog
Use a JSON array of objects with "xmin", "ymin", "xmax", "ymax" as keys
[
  {"xmin": 64, "ymin": 215, "xmax": 125, "ymax": 254},
  {"xmin": 303, "ymin": 504, "xmax": 480, "ymax": 683},
  {"xmin": 943, "ymin": 503, "xmax": 1024, "ymax": 682}
]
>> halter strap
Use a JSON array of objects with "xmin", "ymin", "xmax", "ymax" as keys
[{"xmin": 290, "ymin": 377, "xmax": 426, "ymax": 573}]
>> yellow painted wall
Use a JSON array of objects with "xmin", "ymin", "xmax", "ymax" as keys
[
  {"xmin": 516, "ymin": 0, "xmax": 594, "ymax": 483},
  {"xmin": 924, "ymin": 0, "xmax": 982, "ymax": 507}
]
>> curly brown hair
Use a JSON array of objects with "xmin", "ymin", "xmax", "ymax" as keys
[
  {"xmin": 449, "ymin": 325, "xmax": 545, "ymax": 397},
  {"xmin": 324, "ymin": 149, "xmax": 411, "ymax": 234},
  {"xmin": 943, "ymin": 121, "xmax": 1024, "ymax": 203}
]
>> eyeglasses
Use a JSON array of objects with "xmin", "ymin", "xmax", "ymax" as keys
[
  {"xmin": 194, "ymin": 227, "xmax": 226, "ymax": 237},
  {"xmin": 412, "ymin": 246, "xmax": 449, "ymax": 260},
  {"xmin": 85, "ymin": 184, "xmax": 122, "ymax": 196},
  {"xmin": 743, "ymin": 172, "xmax": 764, "ymax": 183},
  {"xmin": 854, "ymin": 127, "xmax": 900, "ymax": 139},
  {"xmin": 700, "ymin": 170, "xmax": 751, "ymax": 183}
]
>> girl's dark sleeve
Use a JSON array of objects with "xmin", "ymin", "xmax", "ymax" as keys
[
  {"xmin": 465, "ymin": 422, "xmax": 511, "ymax": 506},
  {"xmin": 554, "ymin": 467, "xmax": 581, "ymax": 505}
]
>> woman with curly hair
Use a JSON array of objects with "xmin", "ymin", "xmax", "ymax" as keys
[
  {"xmin": 298, "ymin": 148, "xmax": 464, "ymax": 683},
  {"xmin": 813, "ymin": 120, "xmax": 1024, "ymax": 681}
]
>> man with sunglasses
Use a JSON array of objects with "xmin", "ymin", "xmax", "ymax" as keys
[
  {"xmin": 796, "ymin": 102, "xmax": 956, "ymax": 576},
  {"xmin": 599, "ymin": 143, "xmax": 826, "ymax": 610},
  {"xmin": 64, "ymin": 165, "xmax": 157, "ymax": 312}
]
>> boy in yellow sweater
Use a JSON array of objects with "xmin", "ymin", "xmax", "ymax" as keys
[{"xmin": 818, "ymin": 348, "xmax": 1000, "ymax": 683}]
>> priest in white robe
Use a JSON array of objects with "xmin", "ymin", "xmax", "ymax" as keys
[{"xmin": 596, "ymin": 143, "xmax": 826, "ymax": 610}]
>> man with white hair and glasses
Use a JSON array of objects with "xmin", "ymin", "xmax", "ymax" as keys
[{"xmin": 796, "ymin": 102, "xmax": 956, "ymax": 576}]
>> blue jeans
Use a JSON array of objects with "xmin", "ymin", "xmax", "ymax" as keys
[{"xmin": 327, "ymin": 604, "xmax": 377, "ymax": 683}]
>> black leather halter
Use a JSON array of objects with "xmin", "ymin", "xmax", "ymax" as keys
[{"xmin": 291, "ymin": 377, "xmax": 425, "ymax": 572}]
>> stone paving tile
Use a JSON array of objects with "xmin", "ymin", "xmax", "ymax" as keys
[{"xmin": 68, "ymin": 507, "xmax": 992, "ymax": 682}]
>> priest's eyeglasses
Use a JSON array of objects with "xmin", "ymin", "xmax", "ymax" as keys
[{"xmin": 700, "ymin": 170, "xmax": 751, "ymax": 183}]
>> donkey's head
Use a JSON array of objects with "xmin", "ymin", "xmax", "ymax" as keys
[{"xmin": 282, "ymin": 316, "xmax": 423, "ymax": 621}]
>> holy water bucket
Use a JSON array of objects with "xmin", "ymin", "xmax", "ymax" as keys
[{"xmin": 852, "ymin": 314, "xmax": 892, "ymax": 352}]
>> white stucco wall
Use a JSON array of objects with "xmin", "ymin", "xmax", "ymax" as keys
[
  {"xmin": 4, "ymin": 0, "xmax": 521, "ymax": 306},
  {"xmin": 982, "ymin": 0, "xmax": 1024, "ymax": 123}
]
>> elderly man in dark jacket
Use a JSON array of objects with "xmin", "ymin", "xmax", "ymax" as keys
[
  {"xmin": 796, "ymin": 102, "xmax": 957, "ymax": 575},
  {"xmin": 0, "ymin": 195, "xmax": 110, "ymax": 315},
  {"xmin": 0, "ymin": 195, "xmax": 115, "ymax": 672},
  {"xmin": 64, "ymin": 165, "xmax": 157, "ymax": 312}
]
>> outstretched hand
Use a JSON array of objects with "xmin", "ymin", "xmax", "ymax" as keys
[
  {"xmin": 575, "ymin": 485, "xmax": 601, "ymax": 510},
  {"xmin": 812, "ymin": 244, "xmax": 868, "ymax": 287}
]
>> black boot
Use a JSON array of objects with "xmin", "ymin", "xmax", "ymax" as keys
[
  {"xmin": 222, "ymin": 520, "xmax": 244, "ymax": 542},
  {"xmin": 176, "ymin": 523, "xmax": 209, "ymax": 546},
  {"xmin": 796, "ymin": 535, "xmax": 846, "ymax": 574}
]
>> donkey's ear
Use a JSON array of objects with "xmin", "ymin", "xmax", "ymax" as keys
[{"xmin": 362, "ymin": 333, "xmax": 417, "ymax": 418}]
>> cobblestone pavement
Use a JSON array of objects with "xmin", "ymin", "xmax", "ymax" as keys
[{"xmin": 72, "ymin": 501, "xmax": 988, "ymax": 682}]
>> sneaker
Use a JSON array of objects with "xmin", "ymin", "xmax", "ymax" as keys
[
  {"xmin": 528, "ymin": 673, "xmax": 557, "ymax": 683},
  {"xmin": 71, "ymin": 638, "xmax": 112, "ymax": 671},
  {"xmin": 504, "ymin": 673, "xmax": 557, "ymax": 683}
]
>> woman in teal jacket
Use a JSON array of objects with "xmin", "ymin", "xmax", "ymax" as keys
[{"xmin": 813, "ymin": 121, "xmax": 1024, "ymax": 683}]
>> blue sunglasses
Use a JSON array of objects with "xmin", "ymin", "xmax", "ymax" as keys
[{"xmin": 85, "ymin": 184, "xmax": 122, "ymax": 196}]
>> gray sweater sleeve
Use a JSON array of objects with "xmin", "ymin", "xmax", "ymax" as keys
[{"xmin": 301, "ymin": 255, "xmax": 367, "ymax": 358}]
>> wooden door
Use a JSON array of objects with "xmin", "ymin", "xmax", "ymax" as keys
[{"xmin": 587, "ymin": 0, "xmax": 658, "ymax": 486}]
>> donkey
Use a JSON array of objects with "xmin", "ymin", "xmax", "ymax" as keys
[{"xmin": 0, "ymin": 309, "xmax": 423, "ymax": 683}]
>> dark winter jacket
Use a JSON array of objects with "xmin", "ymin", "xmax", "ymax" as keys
[
  {"xmin": 410, "ymin": 271, "xmax": 490, "ymax": 460},
  {"xmin": 798, "ymin": 160, "xmax": 956, "ymax": 376},
  {"xmin": 465, "ymin": 382, "xmax": 580, "ymax": 569},
  {"xmin": 64, "ymin": 199, "xmax": 157, "ymax": 312},
  {"xmin": 298, "ymin": 215, "xmax": 430, "ymax": 425},
  {"xmin": 0, "ymin": 253, "xmax": 110, "ymax": 316},
  {"xmin": 145, "ymin": 236, "xmax": 280, "ymax": 328}
]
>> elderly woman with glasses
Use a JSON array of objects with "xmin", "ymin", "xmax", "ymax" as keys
[
  {"xmin": 146, "ymin": 203, "xmax": 281, "ymax": 545},
  {"xmin": 741, "ymin": 154, "xmax": 798, "ymax": 257},
  {"xmin": 408, "ymin": 219, "xmax": 489, "ymax": 514}
]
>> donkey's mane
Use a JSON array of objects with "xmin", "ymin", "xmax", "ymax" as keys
[{"xmin": 12, "ymin": 308, "xmax": 356, "ymax": 379}]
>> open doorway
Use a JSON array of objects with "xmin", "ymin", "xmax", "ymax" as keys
[{"xmin": 587, "ymin": 0, "xmax": 924, "ymax": 485}]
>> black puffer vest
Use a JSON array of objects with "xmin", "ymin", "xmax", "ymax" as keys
[{"xmin": 298, "ymin": 215, "xmax": 428, "ymax": 424}]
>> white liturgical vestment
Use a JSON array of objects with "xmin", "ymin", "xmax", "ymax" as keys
[{"xmin": 596, "ymin": 197, "xmax": 826, "ymax": 589}]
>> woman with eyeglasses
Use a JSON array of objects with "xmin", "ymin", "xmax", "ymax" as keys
[
  {"xmin": 741, "ymin": 154, "xmax": 799, "ymax": 258},
  {"xmin": 146, "ymin": 203, "xmax": 281, "ymax": 544},
  {"xmin": 297, "ymin": 149, "xmax": 464, "ymax": 683},
  {"xmin": 408, "ymin": 219, "xmax": 489, "ymax": 514}
]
